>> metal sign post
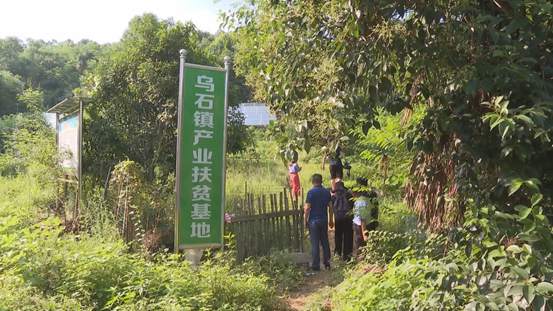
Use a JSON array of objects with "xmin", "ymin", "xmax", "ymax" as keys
[
  {"xmin": 175, "ymin": 49, "xmax": 230, "ymax": 252},
  {"xmin": 48, "ymin": 97, "xmax": 84, "ymax": 215}
]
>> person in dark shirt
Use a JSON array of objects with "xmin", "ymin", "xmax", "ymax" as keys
[
  {"xmin": 344, "ymin": 160, "xmax": 352, "ymax": 178},
  {"xmin": 329, "ymin": 147, "xmax": 344, "ymax": 179},
  {"xmin": 331, "ymin": 181, "xmax": 354, "ymax": 261},
  {"xmin": 329, "ymin": 147, "xmax": 344, "ymax": 193},
  {"xmin": 304, "ymin": 174, "xmax": 334, "ymax": 271}
]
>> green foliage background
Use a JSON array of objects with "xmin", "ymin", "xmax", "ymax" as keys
[
  {"xmin": 83, "ymin": 14, "xmax": 253, "ymax": 186},
  {"xmin": 3, "ymin": 2, "xmax": 553, "ymax": 309},
  {"xmin": 0, "ymin": 112, "xmax": 288, "ymax": 311},
  {"xmin": 229, "ymin": 0, "xmax": 553, "ymax": 309}
]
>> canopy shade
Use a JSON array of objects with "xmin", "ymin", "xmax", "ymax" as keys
[{"xmin": 47, "ymin": 97, "xmax": 81, "ymax": 115}]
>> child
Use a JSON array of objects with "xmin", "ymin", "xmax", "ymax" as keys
[{"xmin": 288, "ymin": 159, "xmax": 301, "ymax": 201}]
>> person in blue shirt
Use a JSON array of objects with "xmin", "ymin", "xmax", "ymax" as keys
[{"xmin": 304, "ymin": 174, "xmax": 334, "ymax": 271}]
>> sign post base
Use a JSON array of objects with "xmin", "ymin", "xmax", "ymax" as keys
[{"xmin": 184, "ymin": 248, "xmax": 203, "ymax": 267}]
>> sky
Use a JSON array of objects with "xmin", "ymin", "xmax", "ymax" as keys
[{"xmin": 0, "ymin": 0, "xmax": 241, "ymax": 43}]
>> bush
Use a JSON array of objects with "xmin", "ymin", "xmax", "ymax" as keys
[
  {"xmin": 0, "ymin": 273, "xmax": 85, "ymax": 311},
  {"xmin": 360, "ymin": 230, "xmax": 412, "ymax": 265},
  {"xmin": 377, "ymin": 198, "xmax": 417, "ymax": 233},
  {"xmin": 331, "ymin": 227, "xmax": 553, "ymax": 310},
  {"xmin": 331, "ymin": 259, "xmax": 429, "ymax": 311},
  {"xmin": 0, "ymin": 113, "xmax": 58, "ymax": 179},
  {"xmin": 0, "ymin": 175, "xmax": 283, "ymax": 310},
  {"xmin": 238, "ymin": 251, "xmax": 304, "ymax": 292}
]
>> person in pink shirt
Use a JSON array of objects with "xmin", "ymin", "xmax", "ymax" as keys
[{"xmin": 288, "ymin": 159, "xmax": 302, "ymax": 202}]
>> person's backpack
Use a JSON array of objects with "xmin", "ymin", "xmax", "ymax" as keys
[{"xmin": 333, "ymin": 191, "xmax": 352, "ymax": 220}]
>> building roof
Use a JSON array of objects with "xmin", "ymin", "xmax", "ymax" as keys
[
  {"xmin": 238, "ymin": 103, "xmax": 276, "ymax": 126},
  {"xmin": 47, "ymin": 97, "xmax": 80, "ymax": 115}
]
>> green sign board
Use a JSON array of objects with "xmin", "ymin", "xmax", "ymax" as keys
[{"xmin": 176, "ymin": 60, "xmax": 228, "ymax": 249}]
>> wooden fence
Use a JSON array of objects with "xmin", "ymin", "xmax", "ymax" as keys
[{"xmin": 226, "ymin": 188, "xmax": 305, "ymax": 261}]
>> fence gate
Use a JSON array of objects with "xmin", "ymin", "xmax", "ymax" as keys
[{"xmin": 226, "ymin": 188, "xmax": 305, "ymax": 261}]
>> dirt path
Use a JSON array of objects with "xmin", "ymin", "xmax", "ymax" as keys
[
  {"xmin": 285, "ymin": 269, "xmax": 335, "ymax": 310},
  {"xmin": 284, "ymin": 229, "xmax": 340, "ymax": 310}
]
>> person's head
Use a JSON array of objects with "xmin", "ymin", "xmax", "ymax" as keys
[
  {"xmin": 356, "ymin": 177, "xmax": 368, "ymax": 187},
  {"xmin": 311, "ymin": 173, "xmax": 323, "ymax": 186},
  {"xmin": 291, "ymin": 159, "xmax": 297, "ymax": 164},
  {"xmin": 335, "ymin": 146, "xmax": 342, "ymax": 158},
  {"xmin": 334, "ymin": 180, "xmax": 345, "ymax": 193},
  {"xmin": 353, "ymin": 177, "xmax": 369, "ymax": 197}
]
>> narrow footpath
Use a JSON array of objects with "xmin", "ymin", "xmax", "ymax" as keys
[
  {"xmin": 284, "ymin": 229, "xmax": 344, "ymax": 310},
  {"xmin": 285, "ymin": 269, "xmax": 336, "ymax": 310}
]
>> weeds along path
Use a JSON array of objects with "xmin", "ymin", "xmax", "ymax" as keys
[{"xmin": 285, "ymin": 269, "xmax": 336, "ymax": 310}]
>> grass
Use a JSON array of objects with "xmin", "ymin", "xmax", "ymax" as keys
[
  {"xmin": 225, "ymin": 151, "xmax": 328, "ymax": 213},
  {"xmin": 0, "ymin": 175, "xmax": 287, "ymax": 311},
  {"xmin": 378, "ymin": 196, "xmax": 418, "ymax": 233},
  {"xmin": 224, "ymin": 153, "xmax": 412, "ymax": 237},
  {"xmin": 225, "ymin": 150, "xmax": 375, "ymax": 213}
]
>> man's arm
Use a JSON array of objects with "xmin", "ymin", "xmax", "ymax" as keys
[
  {"xmin": 328, "ymin": 202, "xmax": 334, "ymax": 229},
  {"xmin": 360, "ymin": 219, "xmax": 368, "ymax": 241},
  {"xmin": 304, "ymin": 202, "xmax": 311, "ymax": 226},
  {"xmin": 359, "ymin": 200, "xmax": 369, "ymax": 241}
]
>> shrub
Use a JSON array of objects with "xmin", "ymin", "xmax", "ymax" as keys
[
  {"xmin": 331, "ymin": 259, "xmax": 429, "ymax": 311},
  {"xmin": 377, "ymin": 198, "xmax": 417, "ymax": 233},
  {"xmin": 0, "ymin": 113, "xmax": 57, "ymax": 179},
  {"xmin": 331, "ymin": 228, "xmax": 553, "ymax": 310},
  {"xmin": 102, "ymin": 160, "xmax": 175, "ymax": 250},
  {"xmin": 238, "ymin": 251, "xmax": 304, "ymax": 292},
  {"xmin": 360, "ymin": 230, "xmax": 412, "ymax": 265},
  {"xmin": 0, "ymin": 273, "xmax": 85, "ymax": 311},
  {"xmin": 0, "ymin": 175, "xmax": 283, "ymax": 310}
]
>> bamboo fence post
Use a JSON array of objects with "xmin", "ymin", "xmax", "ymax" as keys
[
  {"xmin": 270, "ymin": 193, "xmax": 276, "ymax": 251},
  {"xmin": 261, "ymin": 194, "xmax": 268, "ymax": 254},
  {"xmin": 278, "ymin": 190, "xmax": 284, "ymax": 249},
  {"xmin": 300, "ymin": 188, "xmax": 305, "ymax": 252},
  {"xmin": 284, "ymin": 187, "xmax": 292, "ymax": 250},
  {"xmin": 256, "ymin": 195, "xmax": 263, "ymax": 256},
  {"xmin": 292, "ymin": 193, "xmax": 300, "ymax": 251},
  {"xmin": 252, "ymin": 193, "xmax": 259, "ymax": 257}
]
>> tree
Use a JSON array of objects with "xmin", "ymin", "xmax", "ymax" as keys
[
  {"xmin": 0, "ymin": 37, "xmax": 24, "ymax": 72},
  {"xmin": 0, "ymin": 70, "xmax": 24, "ymax": 115},
  {"xmin": 83, "ymin": 14, "xmax": 212, "ymax": 182},
  {"xmin": 230, "ymin": 0, "xmax": 553, "ymax": 229},
  {"xmin": 230, "ymin": 2, "xmax": 553, "ymax": 307},
  {"xmin": 17, "ymin": 88, "xmax": 44, "ymax": 113},
  {"xmin": 226, "ymin": 106, "xmax": 253, "ymax": 154},
  {"xmin": 0, "ymin": 37, "xmax": 103, "ymax": 112},
  {"xmin": 202, "ymin": 31, "xmax": 254, "ymax": 153},
  {"xmin": 84, "ymin": 15, "xmax": 254, "ymax": 182}
]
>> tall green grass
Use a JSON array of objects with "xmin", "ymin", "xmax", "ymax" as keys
[
  {"xmin": 225, "ymin": 156, "xmax": 343, "ymax": 213},
  {"xmin": 0, "ymin": 176, "xmax": 284, "ymax": 310}
]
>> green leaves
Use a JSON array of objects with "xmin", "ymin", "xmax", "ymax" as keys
[
  {"xmin": 535, "ymin": 282, "xmax": 553, "ymax": 295},
  {"xmin": 530, "ymin": 194, "xmax": 543, "ymax": 207},
  {"xmin": 510, "ymin": 266, "xmax": 530, "ymax": 279},
  {"xmin": 229, "ymin": 2, "xmax": 553, "ymax": 309},
  {"xmin": 509, "ymin": 179, "xmax": 524, "ymax": 196},
  {"xmin": 508, "ymin": 178, "xmax": 541, "ymax": 196},
  {"xmin": 517, "ymin": 207, "xmax": 533, "ymax": 220},
  {"xmin": 0, "ymin": 175, "xmax": 280, "ymax": 310}
]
